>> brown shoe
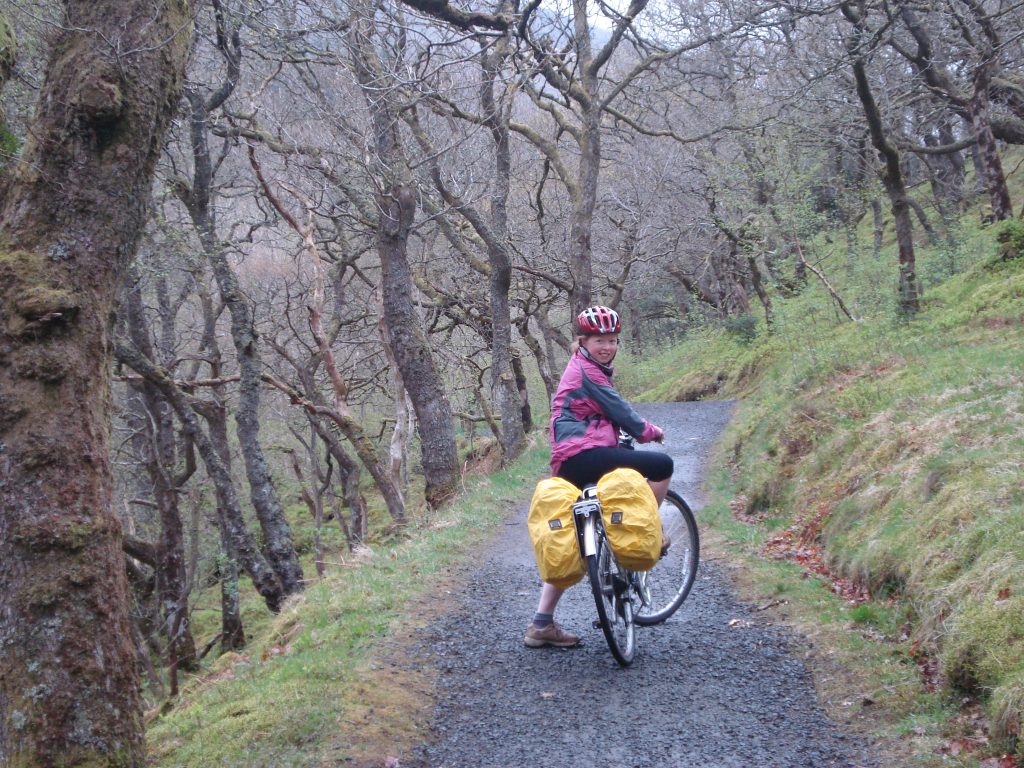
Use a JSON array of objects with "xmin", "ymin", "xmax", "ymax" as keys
[
  {"xmin": 524, "ymin": 621, "xmax": 580, "ymax": 648},
  {"xmin": 660, "ymin": 532, "xmax": 671, "ymax": 558}
]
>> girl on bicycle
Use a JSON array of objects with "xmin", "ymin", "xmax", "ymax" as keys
[{"xmin": 525, "ymin": 305, "xmax": 673, "ymax": 648}]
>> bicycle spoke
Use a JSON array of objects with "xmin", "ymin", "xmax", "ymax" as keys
[{"xmin": 634, "ymin": 491, "xmax": 700, "ymax": 626}]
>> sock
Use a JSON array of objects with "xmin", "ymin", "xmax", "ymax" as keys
[{"xmin": 532, "ymin": 612, "xmax": 554, "ymax": 628}]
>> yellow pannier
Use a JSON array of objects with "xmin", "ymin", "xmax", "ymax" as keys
[
  {"xmin": 596, "ymin": 468, "xmax": 662, "ymax": 572},
  {"xmin": 527, "ymin": 477, "xmax": 585, "ymax": 589}
]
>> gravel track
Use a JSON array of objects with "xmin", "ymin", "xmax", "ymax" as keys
[{"xmin": 410, "ymin": 401, "xmax": 879, "ymax": 768}]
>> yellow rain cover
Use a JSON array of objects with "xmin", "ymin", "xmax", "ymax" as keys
[
  {"xmin": 527, "ymin": 477, "xmax": 585, "ymax": 589},
  {"xmin": 596, "ymin": 468, "xmax": 662, "ymax": 572}
]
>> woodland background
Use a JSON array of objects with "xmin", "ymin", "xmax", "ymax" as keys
[{"xmin": 0, "ymin": 0, "xmax": 1022, "ymax": 765}]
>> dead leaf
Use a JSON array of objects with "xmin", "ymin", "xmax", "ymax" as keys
[{"xmin": 980, "ymin": 756, "xmax": 1017, "ymax": 768}]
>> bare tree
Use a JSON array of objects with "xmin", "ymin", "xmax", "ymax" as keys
[
  {"xmin": 175, "ymin": 0, "xmax": 305, "ymax": 594},
  {"xmin": 346, "ymin": 1, "xmax": 460, "ymax": 508},
  {"xmin": 250, "ymin": 153, "xmax": 409, "ymax": 523},
  {"xmin": 842, "ymin": 2, "xmax": 920, "ymax": 313}
]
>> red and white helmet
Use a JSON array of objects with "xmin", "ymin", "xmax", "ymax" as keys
[{"xmin": 576, "ymin": 305, "xmax": 621, "ymax": 335}]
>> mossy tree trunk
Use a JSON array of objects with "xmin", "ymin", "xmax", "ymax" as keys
[
  {"xmin": 0, "ymin": 2, "xmax": 194, "ymax": 766},
  {"xmin": 348, "ymin": 8, "xmax": 460, "ymax": 509},
  {"xmin": 969, "ymin": 63, "xmax": 1013, "ymax": 222},
  {"xmin": 0, "ymin": 11, "xmax": 16, "ymax": 171},
  {"xmin": 843, "ymin": 2, "xmax": 920, "ymax": 314},
  {"xmin": 480, "ymin": 26, "xmax": 527, "ymax": 464}
]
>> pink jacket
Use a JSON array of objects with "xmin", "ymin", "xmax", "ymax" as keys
[{"xmin": 548, "ymin": 349, "xmax": 661, "ymax": 475}]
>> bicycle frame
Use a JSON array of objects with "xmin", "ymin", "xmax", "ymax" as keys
[{"xmin": 572, "ymin": 487, "xmax": 601, "ymax": 559}]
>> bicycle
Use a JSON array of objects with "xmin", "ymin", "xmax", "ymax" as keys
[{"xmin": 571, "ymin": 435, "xmax": 700, "ymax": 666}]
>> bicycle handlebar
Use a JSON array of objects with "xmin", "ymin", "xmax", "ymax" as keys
[{"xmin": 618, "ymin": 427, "xmax": 665, "ymax": 447}]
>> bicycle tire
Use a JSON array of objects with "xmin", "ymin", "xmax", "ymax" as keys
[
  {"xmin": 634, "ymin": 490, "xmax": 699, "ymax": 625},
  {"xmin": 587, "ymin": 532, "xmax": 636, "ymax": 666}
]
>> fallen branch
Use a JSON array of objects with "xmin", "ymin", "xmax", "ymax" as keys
[{"xmin": 794, "ymin": 242, "xmax": 859, "ymax": 322}]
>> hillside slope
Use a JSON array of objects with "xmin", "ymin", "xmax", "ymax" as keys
[{"xmin": 626, "ymin": 220, "xmax": 1024, "ymax": 763}]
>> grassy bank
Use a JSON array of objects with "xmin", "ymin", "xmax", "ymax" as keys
[
  {"xmin": 147, "ymin": 441, "xmax": 550, "ymax": 767},
  {"xmin": 626, "ymin": 219, "xmax": 1024, "ymax": 764}
]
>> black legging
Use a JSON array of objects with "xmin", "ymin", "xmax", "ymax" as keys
[{"xmin": 556, "ymin": 446, "xmax": 673, "ymax": 489}]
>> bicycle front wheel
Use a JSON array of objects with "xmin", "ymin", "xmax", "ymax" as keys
[
  {"xmin": 634, "ymin": 490, "xmax": 699, "ymax": 626},
  {"xmin": 588, "ymin": 533, "xmax": 636, "ymax": 666}
]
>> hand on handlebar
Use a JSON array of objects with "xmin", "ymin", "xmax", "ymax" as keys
[{"xmin": 652, "ymin": 426, "xmax": 665, "ymax": 444}]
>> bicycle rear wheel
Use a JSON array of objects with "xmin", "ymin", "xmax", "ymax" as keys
[
  {"xmin": 587, "ymin": 532, "xmax": 636, "ymax": 666},
  {"xmin": 634, "ymin": 490, "xmax": 699, "ymax": 625}
]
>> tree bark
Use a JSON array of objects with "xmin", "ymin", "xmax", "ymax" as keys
[
  {"xmin": 377, "ymin": 305, "xmax": 413, "ymax": 495},
  {"xmin": 969, "ymin": 64, "xmax": 1013, "ymax": 221},
  {"xmin": 377, "ymin": 188, "xmax": 459, "ymax": 508},
  {"xmin": 0, "ymin": 2, "xmax": 194, "ymax": 764},
  {"xmin": 214, "ymin": 514, "xmax": 246, "ymax": 654},
  {"xmin": 510, "ymin": 350, "xmax": 534, "ymax": 432}
]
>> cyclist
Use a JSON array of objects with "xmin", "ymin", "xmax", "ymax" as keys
[{"xmin": 525, "ymin": 305, "xmax": 673, "ymax": 649}]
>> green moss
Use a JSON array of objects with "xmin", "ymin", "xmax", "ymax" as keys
[
  {"xmin": 0, "ymin": 249, "xmax": 80, "ymax": 336},
  {"xmin": 14, "ymin": 284, "xmax": 79, "ymax": 319},
  {"xmin": 0, "ymin": 123, "xmax": 19, "ymax": 156},
  {"xmin": 10, "ymin": 516, "xmax": 115, "ymax": 553},
  {"xmin": 993, "ymin": 218, "xmax": 1024, "ymax": 262},
  {"xmin": 0, "ymin": 13, "xmax": 15, "ymax": 80}
]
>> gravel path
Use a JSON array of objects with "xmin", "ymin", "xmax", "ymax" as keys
[{"xmin": 411, "ymin": 401, "xmax": 879, "ymax": 768}]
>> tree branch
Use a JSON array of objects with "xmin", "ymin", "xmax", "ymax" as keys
[{"xmin": 396, "ymin": 0, "xmax": 510, "ymax": 31}]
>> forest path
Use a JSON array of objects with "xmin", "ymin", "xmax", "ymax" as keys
[{"xmin": 409, "ymin": 401, "xmax": 879, "ymax": 768}]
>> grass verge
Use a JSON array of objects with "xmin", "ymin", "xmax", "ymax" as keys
[{"xmin": 147, "ymin": 439, "xmax": 550, "ymax": 767}]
